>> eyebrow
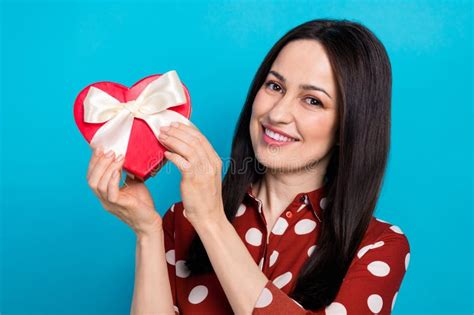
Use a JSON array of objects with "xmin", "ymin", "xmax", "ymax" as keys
[{"xmin": 268, "ymin": 70, "xmax": 332, "ymax": 99}]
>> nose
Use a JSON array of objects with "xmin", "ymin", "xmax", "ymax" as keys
[{"xmin": 267, "ymin": 94, "xmax": 295, "ymax": 124}]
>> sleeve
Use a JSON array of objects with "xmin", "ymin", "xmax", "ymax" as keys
[
  {"xmin": 252, "ymin": 229, "xmax": 411, "ymax": 315},
  {"xmin": 162, "ymin": 202, "xmax": 181, "ymax": 315}
]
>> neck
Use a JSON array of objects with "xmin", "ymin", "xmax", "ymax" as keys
[{"xmin": 252, "ymin": 168, "xmax": 325, "ymax": 219}]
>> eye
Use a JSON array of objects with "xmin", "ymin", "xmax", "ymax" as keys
[
  {"xmin": 304, "ymin": 96, "xmax": 323, "ymax": 107},
  {"xmin": 264, "ymin": 80, "xmax": 284, "ymax": 93}
]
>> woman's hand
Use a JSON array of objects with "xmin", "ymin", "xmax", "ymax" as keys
[
  {"xmin": 86, "ymin": 147, "xmax": 163, "ymax": 238},
  {"xmin": 158, "ymin": 122, "xmax": 225, "ymax": 227}
]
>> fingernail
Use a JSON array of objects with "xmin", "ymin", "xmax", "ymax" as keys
[
  {"xmin": 105, "ymin": 150, "xmax": 114, "ymax": 158},
  {"xmin": 115, "ymin": 154, "xmax": 124, "ymax": 162}
]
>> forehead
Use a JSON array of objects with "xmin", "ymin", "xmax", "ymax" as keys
[{"xmin": 270, "ymin": 39, "xmax": 335, "ymax": 92}]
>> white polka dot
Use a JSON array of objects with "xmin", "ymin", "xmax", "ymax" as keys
[
  {"xmin": 294, "ymin": 219, "xmax": 317, "ymax": 235},
  {"xmin": 258, "ymin": 257, "xmax": 264, "ymax": 270},
  {"xmin": 245, "ymin": 228, "xmax": 263, "ymax": 246},
  {"xmin": 372, "ymin": 241, "xmax": 384, "ymax": 248},
  {"xmin": 357, "ymin": 241, "xmax": 385, "ymax": 258},
  {"xmin": 320, "ymin": 197, "xmax": 327, "ymax": 210},
  {"xmin": 357, "ymin": 244, "xmax": 372, "ymax": 258},
  {"xmin": 173, "ymin": 305, "xmax": 179, "ymax": 313},
  {"xmin": 325, "ymin": 302, "xmax": 347, "ymax": 315},
  {"xmin": 367, "ymin": 294, "xmax": 383, "ymax": 313},
  {"xmin": 367, "ymin": 261, "xmax": 390, "ymax": 277},
  {"xmin": 183, "ymin": 208, "xmax": 187, "ymax": 218},
  {"xmin": 255, "ymin": 287, "xmax": 273, "ymax": 308},
  {"xmin": 165, "ymin": 249, "xmax": 175, "ymax": 265},
  {"xmin": 171, "ymin": 204, "xmax": 175, "ymax": 212},
  {"xmin": 390, "ymin": 225, "xmax": 403, "ymax": 234},
  {"xmin": 176, "ymin": 260, "xmax": 191, "ymax": 278},
  {"xmin": 269, "ymin": 250, "xmax": 279, "ymax": 267},
  {"xmin": 273, "ymin": 272, "xmax": 292, "ymax": 289},
  {"xmin": 376, "ymin": 217, "xmax": 387, "ymax": 223},
  {"xmin": 307, "ymin": 245, "xmax": 316, "ymax": 257},
  {"xmin": 272, "ymin": 217, "xmax": 289, "ymax": 235},
  {"xmin": 405, "ymin": 253, "xmax": 410, "ymax": 270},
  {"xmin": 236, "ymin": 203, "xmax": 246, "ymax": 217},
  {"xmin": 188, "ymin": 285, "xmax": 208, "ymax": 304},
  {"xmin": 391, "ymin": 291, "xmax": 398, "ymax": 311},
  {"xmin": 291, "ymin": 298, "xmax": 304, "ymax": 308}
]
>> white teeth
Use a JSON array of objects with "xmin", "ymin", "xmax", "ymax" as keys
[{"xmin": 264, "ymin": 127, "xmax": 297, "ymax": 142}]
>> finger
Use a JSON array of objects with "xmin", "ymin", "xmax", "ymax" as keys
[
  {"xmin": 98, "ymin": 154, "xmax": 125, "ymax": 200},
  {"xmin": 163, "ymin": 124, "xmax": 201, "ymax": 147},
  {"xmin": 164, "ymin": 150, "xmax": 192, "ymax": 173},
  {"xmin": 88, "ymin": 149, "xmax": 117, "ymax": 193},
  {"xmin": 87, "ymin": 146, "xmax": 104, "ymax": 180},
  {"xmin": 108, "ymin": 168, "xmax": 123, "ymax": 204},
  {"xmin": 161, "ymin": 123, "xmax": 212, "ymax": 162},
  {"xmin": 158, "ymin": 132, "xmax": 197, "ymax": 164},
  {"xmin": 173, "ymin": 122, "xmax": 221, "ymax": 163}
]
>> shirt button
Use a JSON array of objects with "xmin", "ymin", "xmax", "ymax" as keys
[{"xmin": 285, "ymin": 211, "xmax": 293, "ymax": 218}]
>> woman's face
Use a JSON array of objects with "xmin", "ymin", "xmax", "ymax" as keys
[{"xmin": 249, "ymin": 39, "xmax": 339, "ymax": 173}]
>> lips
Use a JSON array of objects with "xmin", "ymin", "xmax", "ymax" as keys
[{"xmin": 261, "ymin": 123, "xmax": 300, "ymax": 141}]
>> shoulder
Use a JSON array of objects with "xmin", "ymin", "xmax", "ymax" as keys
[
  {"xmin": 354, "ymin": 216, "xmax": 411, "ymax": 263},
  {"xmin": 369, "ymin": 216, "xmax": 410, "ymax": 244},
  {"xmin": 340, "ymin": 216, "xmax": 412, "ymax": 300},
  {"xmin": 360, "ymin": 216, "xmax": 410, "ymax": 243}
]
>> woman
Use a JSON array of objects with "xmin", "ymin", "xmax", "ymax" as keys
[{"xmin": 86, "ymin": 18, "xmax": 410, "ymax": 314}]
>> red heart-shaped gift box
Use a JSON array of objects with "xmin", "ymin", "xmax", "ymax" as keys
[{"xmin": 73, "ymin": 74, "xmax": 192, "ymax": 181}]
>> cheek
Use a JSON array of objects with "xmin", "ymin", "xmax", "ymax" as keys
[
  {"xmin": 250, "ymin": 91, "xmax": 268, "ymax": 131},
  {"xmin": 301, "ymin": 114, "xmax": 337, "ymax": 144},
  {"xmin": 252, "ymin": 89, "xmax": 273, "ymax": 115}
]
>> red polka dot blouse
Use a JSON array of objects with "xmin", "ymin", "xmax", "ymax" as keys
[{"xmin": 162, "ymin": 183, "xmax": 410, "ymax": 314}]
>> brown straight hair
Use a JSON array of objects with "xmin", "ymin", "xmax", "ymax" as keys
[{"xmin": 184, "ymin": 18, "xmax": 392, "ymax": 310}]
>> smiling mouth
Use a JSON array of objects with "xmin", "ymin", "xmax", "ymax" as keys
[{"xmin": 261, "ymin": 124, "xmax": 300, "ymax": 142}]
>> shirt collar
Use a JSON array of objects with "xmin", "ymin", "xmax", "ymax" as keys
[{"xmin": 244, "ymin": 182, "xmax": 327, "ymax": 222}]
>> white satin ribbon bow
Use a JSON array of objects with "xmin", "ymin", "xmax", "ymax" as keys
[{"xmin": 83, "ymin": 70, "xmax": 194, "ymax": 157}]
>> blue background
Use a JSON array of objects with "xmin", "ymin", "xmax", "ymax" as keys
[{"xmin": 1, "ymin": 0, "xmax": 472, "ymax": 314}]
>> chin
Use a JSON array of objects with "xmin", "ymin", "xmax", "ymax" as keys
[{"xmin": 255, "ymin": 152, "xmax": 297, "ymax": 170}]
